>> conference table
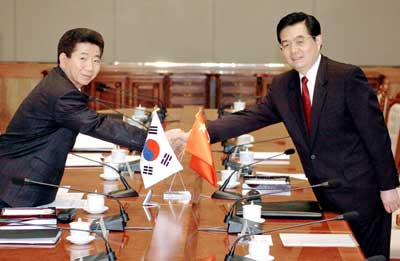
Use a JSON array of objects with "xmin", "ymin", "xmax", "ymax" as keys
[{"xmin": 0, "ymin": 107, "xmax": 365, "ymax": 260}]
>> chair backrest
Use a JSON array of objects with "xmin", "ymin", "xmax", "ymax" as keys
[{"xmin": 387, "ymin": 102, "xmax": 400, "ymax": 156}]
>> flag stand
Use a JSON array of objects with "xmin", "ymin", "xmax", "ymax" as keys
[{"xmin": 163, "ymin": 151, "xmax": 191, "ymax": 201}]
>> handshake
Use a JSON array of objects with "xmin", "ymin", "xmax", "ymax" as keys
[{"xmin": 165, "ymin": 129, "xmax": 191, "ymax": 155}]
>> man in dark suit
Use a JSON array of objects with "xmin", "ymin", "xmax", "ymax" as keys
[
  {"xmin": 0, "ymin": 28, "xmax": 147, "ymax": 208},
  {"xmin": 169, "ymin": 12, "xmax": 400, "ymax": 259}
]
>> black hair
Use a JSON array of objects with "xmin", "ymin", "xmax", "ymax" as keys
[
  {"xmin": 57, "ymin": 28, "xmax": 104, "ymax": 64},
  {"xmin": 276, "ymin": 12, "xmax": 321, "ymax": 44}
]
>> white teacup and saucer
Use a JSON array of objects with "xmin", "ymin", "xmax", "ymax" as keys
[
  {"xmin": 66, "ymin": 218, "xmax": 95, "ymax": 245},
  {"xmin": 99, "ymin": 162, "xmax": 120, "ymax": 181},
  {"xmin": 83, "ymin": 193, "xmax": 109, "ymax": 214}
]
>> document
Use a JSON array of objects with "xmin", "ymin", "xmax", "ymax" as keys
[
  {"xmin": 253, "ymin": 152, "xmax": 290, "ymax": 165},
  {"xmin": 38, "ymin": 187, "xmax": 85, "ymax": 209},
  {"xmin": 65, "ymin": 153, "xmax": 104, "ymax": 167},
  {"xmin": 73, "ymin": 133, "xmax": 116, "ymax": 151},
  {"xmin": 279, "ymin": 233, "xmax": 358, "ymax": 247},
  {"xmin": 256, "ymin": 171, "xmax": 307, "ymax": 181}
]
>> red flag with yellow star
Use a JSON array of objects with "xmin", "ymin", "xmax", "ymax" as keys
[{"xmin": 186, "ymin": 110, "xmax": 217, "ymax": 187}]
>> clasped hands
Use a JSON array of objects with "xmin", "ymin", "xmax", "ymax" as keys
[{"xmin": 165, "ymin": 128, "xmax": 190, "ymax": 155}]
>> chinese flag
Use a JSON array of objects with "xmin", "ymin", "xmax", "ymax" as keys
[{"xmin": 186, "ymin": 110, "xmax": 217, "ymax": 187}]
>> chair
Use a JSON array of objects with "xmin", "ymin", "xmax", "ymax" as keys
[
  {"xmin": 126, "ymin": 74, "xmax": 165, "ymax": 109},
  {"xmin": 259, "ymin": 74, "xmax": 275, "ymax": 98},
  {"xmin": 216, "ymin": 74, "xmax": 261, "ymax": 109},
  {"xmin": 164, "ymin": 74, "xmax": 211, "ymax": 108}
]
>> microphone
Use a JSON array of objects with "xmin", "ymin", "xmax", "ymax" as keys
[
  {"xmin": 8, "ymin": 221, "xmax": 116, "ymax": 261},
  {"xmin": 225, "ymin": 211, "xmax": 359, "ymax": 260},
  {"xmin": 70, "ymin": 153, "xmax": 139, "ymax": 198},
  {"xmin": 217, "ymin": 135, "xmax": 291, "ymax": 169},
  {"xmin": 223, "ymin": 178, "xmax": 343, "ymax": 234},
  {"xmin": 88, "ymin": 96, "xmax": 149, "ymax": 130},
  {"xmin": 95, "ymin": 83, "xmax": 167, "ymax": 123},
  {"xmin": 212, "ymin": 149, "xmax": 296, "ymax": 200},
  {"xmin": 12, "ymin": 177, "xmax": 129, "ymax": 231}
]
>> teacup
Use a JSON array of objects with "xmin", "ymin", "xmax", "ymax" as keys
[
  {"xmin": 239, "ymin": 150, "xmax": 255, "ymax": 164},
  {"xmin": 69, "ymin": 218, "xmax": 90, "ymax": 240},
  {"xmin": 243, "ymin": 202, "xmax": 262, "ymax": 222},
  {"xmin": 233, "ymin": 100, "xmax": 246, "ymax": 112},
  {"xmin": 103, "ymin": 162, "xmax": 120, "ymax": 178},
  {"xmin": 86, "ymin": 193, "xmax": 105, "ymax": 213},
  {"xmin": 221, "ymin": 169, "xmax": 238, "ymax": 186},
  {"xmin": 237, "ymin": 134, "xmax": 254, "ymax": 147},
  {"xmin": 248, "ymin": 236, "xmax": 270, "ymax": 259},
  {"xmin": 134, "ymin": 105, "xmax": 147, "ymax": 119},
  {"xmin": 111, "ymin": 149, "xmax": 128, "ymax": 163}
]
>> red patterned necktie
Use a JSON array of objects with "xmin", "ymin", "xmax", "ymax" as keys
[{"xmin": 301, "ymin": 76, "xmax": 311, "ymax": 132}]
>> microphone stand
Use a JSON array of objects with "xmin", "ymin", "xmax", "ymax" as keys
[
  {"xmin": 71, "ymin": 153, "xmax": 139, "ymax": 198},
  {"xmin": 212, "ymin": 149, "xmax": 296, "ymax": 200},
  {"xmin": 13, "ymin": 178, "xmax": 129, "ymax": 231},
  {"xmin": 224, "ymin": 211, "xmax": 359, "ymax": 261}
]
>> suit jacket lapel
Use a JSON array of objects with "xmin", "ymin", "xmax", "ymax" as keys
[
  {"xmin": 310, "ymin": 56, "xmax": 328, "ymax": 148},
  {"xmin": 287, "ymin": 71, "xmax": 310, "ymax": 143}
]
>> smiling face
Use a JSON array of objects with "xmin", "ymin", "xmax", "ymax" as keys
[
  {"xmin": 279, "ymin": 21, "xmax": 322, "ymax": 75},
  {"xmin": 59, "ymin": 42, "xmax": 101, "ymax": 89}
]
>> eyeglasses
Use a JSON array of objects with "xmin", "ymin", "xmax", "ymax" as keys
[{"xmin": 280, "ymin": 35, "xmax": 315, "ymax": 51}]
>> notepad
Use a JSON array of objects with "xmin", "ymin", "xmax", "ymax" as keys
[{"xmin": 279, "ymin": 233, "xmax": 358, "ymax": 247}]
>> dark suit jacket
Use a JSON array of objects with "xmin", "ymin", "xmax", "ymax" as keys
[
  {"xmin": 207, "ymin": 56, "xmax": 399, "ymax": 216},
  {"xmin": 0, "ymin": 67, "xmax": 147, "ymax": 207}
]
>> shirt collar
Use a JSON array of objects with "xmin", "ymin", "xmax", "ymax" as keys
[{"xmin": 299, "ymin": 54, "xmax": 321, "ymax": 82}]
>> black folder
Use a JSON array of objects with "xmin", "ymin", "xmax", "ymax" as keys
[
  {"xmin": 0, "ymin": 229, "xmax": 62, "ymax": 245},
  {"xmin": 236, "ymin": 200, "xmax": 323, "ymax": 219}
]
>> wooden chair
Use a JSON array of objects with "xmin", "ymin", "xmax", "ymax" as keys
[
  {"xmin": 216, "ymin": 74, "xmax": 261, "ymax": 109},
  {"xmin": 85, "ymin": 73, "xmax": 127, "ymax": 110},
  {"xmin": 126, "ymin": 74, "xmax": 165, "ymax": 109},
  {"xmin": 259, "ymin": 74, "xmax": 275, "ymax": 98},
  {"xmin": 164, "ymin": 74, "xmax": 210, "ymax": 108}
]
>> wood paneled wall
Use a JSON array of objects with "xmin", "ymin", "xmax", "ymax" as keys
[{"xmin": 1, "ymin": 62, "xmax": 400, "ymax": 134}]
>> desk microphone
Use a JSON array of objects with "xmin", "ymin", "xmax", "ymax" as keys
[
  {"xmin": 224, "ymin": 211, "xmax": 359, "ymax": 261},
  {"xmin": 88, "ymin": 96, "xmax": 149, "ymax": 130},
  {"xmin": 95, "ymin": 83, "xmax": 167, "ymax": 123},
  {"xmin": 212, "ymin": 148, "xmax": 296, "ymax": 200},
  {"xmin": 12, "ymin": 177, "xmax": 129, "ymax": 231},
  {"xmin": 223, "ymin": 178, "xmax": 343, "ymax": 234},
  {"xmin": 9, "ymin": 222, "xmax": 116, "ymax": 261},
  {"xmin": 70, "ymin": 153, "xmax": 139, "ymax": 198}
]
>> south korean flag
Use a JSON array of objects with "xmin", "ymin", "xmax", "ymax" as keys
[{"xmin": 140, "ymin": 111, "xmax": 183, "ymax": 188}]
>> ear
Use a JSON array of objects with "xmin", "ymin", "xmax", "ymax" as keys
[
  {"xmin": 59, "ymin": 53, "xmax": 68, "ymax": 67},
  {"xmin": 315, "ymin": 35, "xmax": 323, "ymax": 51}
]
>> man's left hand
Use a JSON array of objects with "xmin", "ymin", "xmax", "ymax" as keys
[{"xmin": 380, "ymin": 188, "xmax": 400, "ymax": 213}]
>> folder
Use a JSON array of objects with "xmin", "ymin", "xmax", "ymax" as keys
[
  {"xmin": 0, "ymin": 229, "xmax": 62, "ymax": 245},
  {"xmin": 236, "ymin": 200, "xmax": 323, "ymax": 219}
]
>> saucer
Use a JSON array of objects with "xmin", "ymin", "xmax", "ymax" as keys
[
  {"xmin": 66, "ymin": 235, "xmax": 95, "ymax": 245},
  {"xmin": 217, "ymin": 180, "xmax": 240, "ymax": 189},
  {"xmin": 105, "ymin": 155, "xmax": 140, "ymax": 164},
  {"xmin": 245, "ymin": 254, "xmax": 274, "ymax": 261},
  {"xmin": 244, "ymin": 217, "xmax": 265, "ymax": 223},
  {"xmin": 83, "ymin": 206, "xmax": 109, "ymax": 214},
  {"xmin": 99, "ymin": 173, "xmax": 119, "ymax": 181}
]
